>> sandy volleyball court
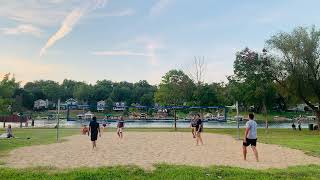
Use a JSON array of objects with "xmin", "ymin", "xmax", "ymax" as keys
[{"xmin": 4, "ymin": 132, "xmax": 320, "ymax": 169}]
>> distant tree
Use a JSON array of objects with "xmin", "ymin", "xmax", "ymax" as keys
[
  {"xmin": 73, "ymin": 83, "xmax": 93, "ymax": 103},
  {"xmin": 267, "ymin": 26, "xmax": 320, "ymax": 127},
  {"xmin": 232, "ymin": 48, "xmax": 277, "ymax": 127},
  {"xmin": 155, "ymin": 70, "xmax": 195, "ymax": 105},
  {"xmin": 0, "ymin": 73, "xmax": 20, "ymax": 113}
]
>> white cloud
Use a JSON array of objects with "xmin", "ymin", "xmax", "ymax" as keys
[
  {"xmin": 150, "ymin": 0, "xmax": 172, "ymax": 16},
  {"xmin": 0, "ymin": 24, "xmax": 42, "ymax": 37},
  {"xmin": 39, "ymin": 0, "xmax": 107, "ymax": 56},
  {"xmin": 92, "ymin": 8, "xmax": 135, "ymax": 17},
  {"xmin": 92, "ymin": 51, "xmax": 152, "ymax": 57}
]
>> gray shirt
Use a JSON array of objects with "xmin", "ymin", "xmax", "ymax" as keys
[{"xmin": 246, "ymin": 120, "xmax": 257, "ymax": 139}]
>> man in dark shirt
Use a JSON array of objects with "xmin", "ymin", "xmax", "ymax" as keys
[{"xmin": 89, "ymin": 117, "xmax": 101, "ymax": 149}]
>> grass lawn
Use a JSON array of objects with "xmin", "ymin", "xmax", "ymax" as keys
[
  {"xmin": 0, "ymin": 128, "xmax": 78, "ymax": 157},
  {"xmin": 0, "ymin": 128, "xmax": 319, "ymax": 179}
]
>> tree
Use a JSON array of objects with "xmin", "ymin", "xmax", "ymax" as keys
[
  {"xmin": 0, "ymin": 74, "xmax": 19, "ymax": 113},
  {"xmin": 267, "ymin": 26, "xmax": 320, "ymax": 127},
  {"xmin": 155, "ymin": 70, "xmax": 195, "ymax": 105},
  {"xmin": 232, "ymin": 48, "xmax": 277, "ymax": 127},
  {"xmin": 73, "ymin": 83, "xmax": 93, "ymax": 103}
]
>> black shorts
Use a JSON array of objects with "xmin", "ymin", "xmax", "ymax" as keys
[
  {"xmin": 243, "ymin": 138, "xmax": 257, "ymax": 146},
  {"xmin": 91, "ymin": 132, "xmax": 98, "ymax": 141}
]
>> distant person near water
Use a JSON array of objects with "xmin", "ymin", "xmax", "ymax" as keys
[
  {"xmin": 243, "ymin": 113, "xmax": 259, "ymax": 162},
  {"xmin": 195, "ymin": 114, "xmax": 204, "ymax": 146},
  {"xmin": 190, "ymin": 116, "xmax": 197, "ymax": 138},
  {"xmin": 292, "ymin": 123, "xmax": 296, "ymax": 130},
  {"xmin": 298, "ymin": 119, "xmax": 302, "ymax": 131},
  {"xmin": 117, "ymin": 116, "xmax": 125, "ymax": 139},
  {"xmin": 89, "ymin": 117, "xmax": 101, "ymax": 149},
  {"xmin": 6, "ymin": 124, "xmax": 14, "ymax": 138}
]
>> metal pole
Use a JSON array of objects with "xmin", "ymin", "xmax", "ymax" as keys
[
  {"xmin": 56, "ymin": 99, "xmax": 60, "ymax": 142},
  {"xmin": 236, "ymin": 101, "xmax": 240, "ymax": 140},
  {"xmin": 174, "ymin": 109, "xmax": 177, "ymax": 131}
]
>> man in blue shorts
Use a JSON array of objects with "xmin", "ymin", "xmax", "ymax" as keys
[
  {"xmin": 243, "ymin": 113, "xmax": 259, "ymax": 162},
  {"xmin": 89, "ymin": 117, "xmax": 101, "ymax": 149}
]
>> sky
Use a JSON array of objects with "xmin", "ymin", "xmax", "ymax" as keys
[{"xmin": 1, "ymin": 0, "xmax": 320, "ymax": 85}]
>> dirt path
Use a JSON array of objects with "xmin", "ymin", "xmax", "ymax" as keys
[{"xmin": 4, "ymin": 132, "xmax": 320, "ymax": 169}]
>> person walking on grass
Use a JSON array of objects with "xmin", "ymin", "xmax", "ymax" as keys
[
  {"xmin": 243, "ymin": 113, "xmax": 259, "ymax": 162},
  {"xmin": 117, "ymin": 116, "xmax": 125, "ymax": 139},
  {"xmin": 195, "ymin": 114, "xmax": 204, "ymax": 146},
  {"xmin": 89, "ymin": 117, "xmax": 101, "ymax": 149},
  {"xmin": 6, "ymin": 124, "xmax": 14, "ymax": 138}
]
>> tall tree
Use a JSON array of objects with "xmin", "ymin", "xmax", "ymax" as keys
[
  {"xmin": 155, "ymin": 70, "xmax": 195, "ymax": 105},
  {"xmin": 267, "ymin": 26, "xmax": 320, "ymax": 127},
  {"xmin": 233, "ymin": 48, "xmax": 277, "ymax": 126}
]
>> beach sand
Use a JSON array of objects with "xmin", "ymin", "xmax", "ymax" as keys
[{"xmin": 4, "ymin": 132, "xmax": 320, "ymax": 169}]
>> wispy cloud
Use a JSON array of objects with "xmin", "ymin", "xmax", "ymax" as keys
[
  {"xmin": 150, "ymin": 0, "xmax": 172, "ymax": 16},
  {"xmin": 92, "ymin": 8, "xmax": 135, "ymax": 17},
  {"xmin": 92, "ymin": 51, "xmax": 152, "ymax": 56},
  {"xmin": 39, "ymin": 0, "xmax": 107, "ymax": 56},
  {"xmin": 0, "ymin": 24, "xmax": 42, "ymax": 37}
]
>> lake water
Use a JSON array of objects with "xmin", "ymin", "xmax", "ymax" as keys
[{"xmin": 5, "ymin": 119, "xmax": 313, "ymax": 129}]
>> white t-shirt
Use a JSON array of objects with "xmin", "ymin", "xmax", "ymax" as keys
[{"xmin": 246, "ymin": 119, "xmax": 257, "ymax": 139}]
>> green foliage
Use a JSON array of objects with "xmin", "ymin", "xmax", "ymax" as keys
[
  {"xmin": 231, "ymin": 48, "xmax": 278, "ymax": 112},
  {"xmin": 155, "ymin": 69, "xmax": 195, "ymax": 105},
  {"xmin": 267, "ymin": 26, "xmax": 320, "ymax": 124}
]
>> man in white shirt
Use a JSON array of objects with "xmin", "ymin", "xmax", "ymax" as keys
[{"xmin": 243, "ymin": 113, "xmax": 259, "ymax": 162}]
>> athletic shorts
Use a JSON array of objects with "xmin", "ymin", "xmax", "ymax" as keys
[
  {"xmin": 243, "ymin": 138, "xmax": 257, "ymax": 146},
  {"xmin": 91, "ymin": 132, "xmax": 98, "ymax": 141}
]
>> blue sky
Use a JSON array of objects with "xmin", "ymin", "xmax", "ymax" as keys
[{"xmin": 1, "ymin": 0, "xmax": 320, "ymax": 85}]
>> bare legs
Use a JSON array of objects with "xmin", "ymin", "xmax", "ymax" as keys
[
  {"xmin": 192, "ymin": 127, "xmax": 196, "ymax": 138},
  {"xmin": 243, "ymin": 146, "xmax": 259, "ymax": 162},
  {"xmin": 242, "ymin": 146, "xmax": 247, "ymax": 160},
  {"xmin": 92, "ymin": 141, "xmax": 96, "ymax": 149},
  {"xmin": 251, "ymin": 146, "xmax": 259, "ymax": 162},
  {"xmin": 117, "ymin": 128, "xmax": 123, "ymax": 139},
  {"xmin": 196, "ymin": 132, "xmax": 203, "ymax": 145}
]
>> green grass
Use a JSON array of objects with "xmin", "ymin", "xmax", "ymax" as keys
[
  {"xmin": 0, "ymin": 128, "xmax": 319, "ymax": 179},
  {"xmin": 0, "ymin": 128, "xmax": 78, "ymax": 157},
  {"xmin": 0, "ymin": 164, "xmax": 320, "ymax": 180}
]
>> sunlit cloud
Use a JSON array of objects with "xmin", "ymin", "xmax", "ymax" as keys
[
  {"xmin": 39, "ymin": 0, "xmax": 107, "ymax": 56},
  {"xmin": 0, "ymin": 24, "xmax": 42, "ymax": 37},
  {"xmin": 150, "ymin": 0, "xmax": 172, "ymax": 16}
]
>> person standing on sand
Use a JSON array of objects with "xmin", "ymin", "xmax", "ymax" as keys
[
  {"xmin": 195, "ymin": 114, "xmax": 204, "ymax": 145},
  {"xmin": 117, "ymin": 116, "xmax": 125, "ymax": 139},
  {"xmin": 190, "ymin": 116, "xmax": 197, "ymax": 138},
  {"xmin": 88, "ymin": 117, "xmax": 101, "ymax": 149},
  {"xmin": 243, "ymin": 113, "xmax": 259, "ymax": 162}
]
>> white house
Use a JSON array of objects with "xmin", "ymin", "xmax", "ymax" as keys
[
  {"xmin": 65, "ymin": 98, "xmax": 78, "ymax": 105},
  {"xmin": 84, "ymin": 111, "xmax": 94, "ymax": 120},
  {"xmin": 113, "ymin": 102, "xmax": 126, "ymax": 111},
  {"xmin": 97, "ymin": 100, "xmax": 106, "ymax": 111},
  {"xmin": 34, "ymin": 99, "xmax": 49, "ymax": 109}
]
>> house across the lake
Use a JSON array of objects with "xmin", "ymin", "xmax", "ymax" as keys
[
  {"xmin": 113, "ymin": 102, "xmax": 126, "ymax": 111},
  {"xmin": 97, "ymin": 100, "xmax": 106, "ymax": 112},
  {"xmin": 34, "ymin": 99, "xmax": 49, "ymax": 110}
]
